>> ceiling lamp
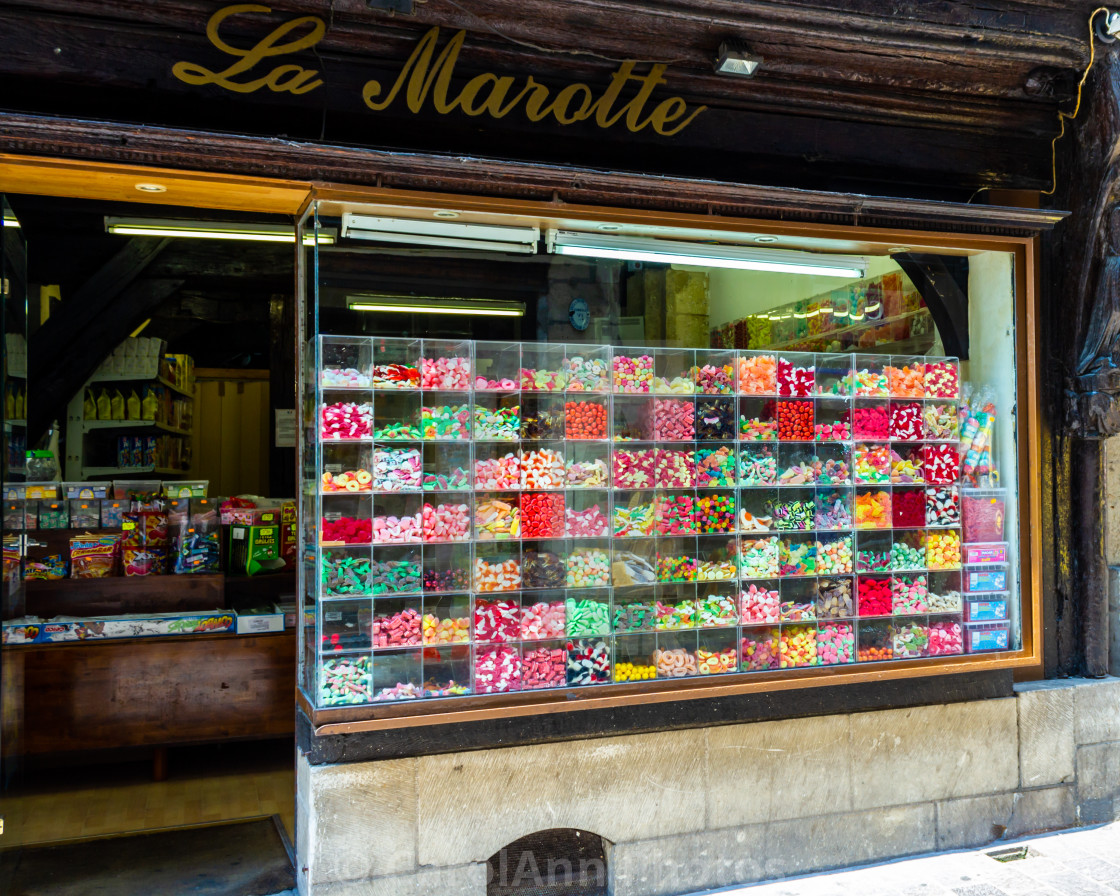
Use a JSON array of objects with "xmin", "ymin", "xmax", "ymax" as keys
[
  {"xmin": 341, "ymin": 214, "xmax": 539, "ymax": 254},
  {"xmin": 715, "ymin": 40, "xmax": 762, "ymax": 78},
  {"xmin": 547, "ymin": 230, "xmax": 867, "ymax": 278},
  {"xmin": 105, "ymin": 217, "xmax": 335, "ymax": 245},
  {"xmin": 348, "ymin": 295, "xmax": 525, "ymax": 317}
]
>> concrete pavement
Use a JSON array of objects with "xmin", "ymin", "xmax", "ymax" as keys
[{"xmin": 696, "ymin": 822, "xmax": 1120, "ymax": 896}]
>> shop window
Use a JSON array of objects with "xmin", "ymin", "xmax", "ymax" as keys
[{"xmin": 297, "ymin": 198, "xmax": 1029, "ymax": 718}]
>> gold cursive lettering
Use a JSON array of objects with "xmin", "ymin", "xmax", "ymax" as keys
[
  {"xmin": 172, "ymin": 4, "xmax": 324, "ymax": 95},
  {"xmin": 362, "ymin": 25, "xmax": 705, "ymax": 135},
  {"xmin": 178, "ymin": 7, "xmax": 706, "ymax": 135}
]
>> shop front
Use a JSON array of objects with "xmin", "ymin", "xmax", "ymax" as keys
[{"xmin": 1, "ymin": 3, "xmax": 1117, "ymax": 895}]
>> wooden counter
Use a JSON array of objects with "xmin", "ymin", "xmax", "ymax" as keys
[{"xmin": 3, "ymin": 629, "xmax": 295, "ymax": 757}]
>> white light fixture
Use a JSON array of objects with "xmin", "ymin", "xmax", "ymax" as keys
[
  {"xmin": 2, "ymin": 213, "xmax": 19, "ymax": 229},
  {"xmin": 341, "ymin": 214, "xmax": 539, "ymax": 254},
  {"xmin": 547, "ymin": 230, "xmax": 867, "ymax": 278},
  {"xmin": 105, "ymin": 217, "xmax": 335, "ymax": 246},
  {"xmin": 715, "ymin": 40, "xmax": 761, "ymax": 78},
  {"xmin": 348, "ymin": 295, "xmax": 525, "ymax": 317},
  {"xmin": 135, "ymin": 182, "xmax": 167, "ymax": 193}
]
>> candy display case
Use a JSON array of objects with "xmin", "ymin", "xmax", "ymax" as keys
[
  {"xmin": 738, "ymin": 397, "xmax": 777, "ymax": 441},
  {"xmin": 520, "ymin": 343, "xmax": 569, "ymax": 392},
  {"xmin": 694, "ymin": 350, "xmax": 737, "ymax": 395},
  {"xmin": 652, "ymin": 348, "xmax": 695, "ymax": 394},
  {"xmin": 302, "ymin": 340, "xmax": 998, "ymax": 711},
  {"xmin": 473, "ymin": 341, "xmax": 522, "ymax": 391},
  {"xmin": 370, "ymin": 338, "xmax": 422, "ymax": 390}
]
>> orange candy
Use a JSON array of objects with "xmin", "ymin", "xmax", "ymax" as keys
[
  {"xmin": 855, "ymin": 490, "xmax": 891, "ymax": 528},
  {"xmin": 886, "ymin": 363, "xmax": 925, "ymax": 398},
  {"xmin": 738, "ymin": 355, "xmax": 777, "ymax": 394}
]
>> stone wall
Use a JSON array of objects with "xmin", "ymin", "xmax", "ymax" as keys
[{"xmin": 295, "ymin": 677, "xmax": 1120, "ymax": 896}]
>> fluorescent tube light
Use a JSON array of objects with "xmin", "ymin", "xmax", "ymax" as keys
[
  {"xmin": 2, "ymin": 214, "xmax": 19, "ymax": 229},
  {"xmin": 342, "ymin": 214, "xmax": 539, "ymax": 254},
  {"xmin": 348, "ymin": 295, "xmax": 525, "ymax": 317},
  {"xmin": 105, "ymin": 217, "xmax": 335, "ymax": 245},
  {"xmin": 547, "ymin": 230, "xmax": 867, "ymax": 278}
]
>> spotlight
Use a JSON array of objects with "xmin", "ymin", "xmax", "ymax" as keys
[{"xmin": 715, "ymin": 40, "xmax": 761, "ymax": 78}]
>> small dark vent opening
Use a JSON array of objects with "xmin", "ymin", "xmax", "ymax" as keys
[{"xmin": 486, "ymin": 828, "xmax": 608, "ymax": 896}]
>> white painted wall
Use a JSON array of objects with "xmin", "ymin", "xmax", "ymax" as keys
[
  {"xmin": 964, "ymin": 251, "xmax": 1020, "ymax": 647},
  {"xmin": 707, "ymin": 256, "xmax": 902, "ymax": 328}
]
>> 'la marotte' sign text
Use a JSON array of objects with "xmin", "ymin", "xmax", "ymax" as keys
[{"xmin": 173, "ymin": 4, "xmax": 708, "ymax": 137}]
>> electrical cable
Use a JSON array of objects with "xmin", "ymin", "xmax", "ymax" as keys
[
  {"xmin": 1041, "ymin": 6, "xmax": 1110, "ymax": 196},
  {"xmin": 970, "ymin": 6, "xmax": 1109, "ymax": 202}
]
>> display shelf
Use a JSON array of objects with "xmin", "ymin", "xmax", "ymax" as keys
[
  {"xmin": 81, "ymin": 464, "xmax": 190, "ymax": 477},
  {"xmin": 761, "ymin": 308, "xmax": 933, "ymax": 352},
  {"xmin": 68, "ymin": 360, "xmax": 196, "ymax": 481},
  {"xmin": 305, "ymin": 340, "xmax": 988, "ymax": 707},
  {"xmin": 88, "ymin": 371, "xmax": 194, "ymax": 397},
  {"xmin": 82, "ymin": 419, "xmax": 193, "ymax": 436}
]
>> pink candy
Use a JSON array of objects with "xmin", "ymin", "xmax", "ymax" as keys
[
  {"xmin": 613, "ymin": 448, "xmax": 657, "ymax": 488},
  {"xmin": 475, "ymin": 645, "xmax": 521, "ymax": 692},
  {"xmin": 656, "ymin": 449, "xmax": 695, "ymax": 488},
  {"xmin": 475, "ymin": 376, "xmax": 519, "ymax": 390},
  {"xmin": 520, "ymin": 601, "xmax": 566, "ymax": 640},
  {"xmin": 652, "ymin": 399, "xmax": 695, "ymax": 441},
  {"xmin": 321, "ymin": 402, "xmax": 372, "ymax": 440},
  {"xmin": 521, "ymin": 646, "xmax": 567, "ymax": 688},
  {"xmin": 371, "ymin": 512, "xmax": 422, "ymax": 543},
  {"xmin": 371, "ymin": 607, "xmax": 422, "ymax": 647},
  {"xmin": 613, "ymin": 355, "xmax": 653, "ymax": 393},
  {"xmin": 740, "ymin": 585, "xmax": 780, "ymax": 624},
  {"xmin": 853, "ymin": 405, "xmax": 889, "ymax": 439},
  {"xmin": 565, "ymin": 504, "xmax": 609, "ymax": 537},
  {"xmin": 928, "ymin": 620, "xmax": 964, "ymax": 656},
  {"xmin": 420, "ymin": 356, "xmax": 471, "ymax": 390},
  {"xmin": 475, "ymin": 454, "xmax": 521, "ymax": 490},
  {"xmin": 421, "ymin": 502, "xmax": 471, "ymax": 542},
  {"xmin": 924, "ymin": 362, "xmax": 959, "ymax": 398}
]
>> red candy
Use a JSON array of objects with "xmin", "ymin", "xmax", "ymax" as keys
[
  {"xmin": 777, "ymin": 359, "xmax": 814, "ymax": 396},
  {"xmin": 520, "ymin": 492, "xmax": 565, "ymax": 537},
  {"xmin": 852, "ymin": 405, "xmax": 889, "ymax": 439},
  {"xmin": 889, "ymin": 402, "xmax": 923, "ymax": 441},
  {"xmin": 923, "ymin": 444, "xmax": 960, "ymax": 485},
  {"xmin": 473, "ymin": 598, "xmax": 520, "ymax": 643},
  {"xmin": 475, "ymin": 645, "xmax": 521, "ymax": 692},
  {"xmin": 891, "ymin": 489, "xmax": 925, "ymax": 528},
  {"xmin": 321, "ymin": 517, "xmax": 372, "ymax": 545},
  {"xmin": 565, "ymin": 401, "xmax": 607, "ymax": 439},
  {"xmin": 777, "ymin": 401, "xmax": 813, "ymax": 440},
  {"xmin": 858, "ymin": 577, "xmax": 893, "ymax": 616}
]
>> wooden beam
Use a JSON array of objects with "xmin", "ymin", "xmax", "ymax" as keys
[
  {"xmin": 30, "ymin": 276, "xmax": 183, "ymax": 440},
  {"xmin": 0, "ymin": 155, "xmax": 309, "ymax": 214}
]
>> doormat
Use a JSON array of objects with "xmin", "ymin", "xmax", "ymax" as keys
[{"xmin": 0, "ymin": 815, "xmax": 295, "ymax": 896}]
